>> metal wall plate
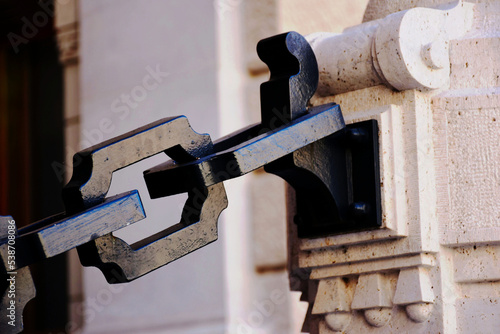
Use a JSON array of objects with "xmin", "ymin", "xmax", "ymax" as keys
[{"xmin": 267, "ymin": 119, "xmax": 381, "ymax": 238}]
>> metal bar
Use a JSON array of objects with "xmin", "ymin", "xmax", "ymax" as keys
[
  {"xmin": 0, "ymin": 190, "xmax": 145, "ymax": 272},
  {"xmin": 63, "ymin": 116, "xmax": 213, "ymax": 213},
  {"xmin": 144, "ymin": 103, "xmax": 345, "ymax": 198}
]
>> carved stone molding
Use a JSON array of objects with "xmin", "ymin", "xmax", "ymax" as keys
[
  {"xmin": 301, "ymin": 267, "xmax": 436, "ymax": 333},
  {"xmin": 290, "ymin": 1, "xmax": 500, "ymax": 332},
  {"xmin": 393, "ymin": 267, "xmax": 434, "ymax": 323},
  {"xmin": 306, "ymin": 0, "xmax": 474, "ymax": 96},
  {"xmin": 312, "ymin": 277, "xmax": 355, "ymax": 331},
  {"xmin": 292, "ymin": 85, "xmax": 441, "ymax": 333},
  {"xmin": 351, "ymin": 273, "xmax": 395, "ymax": 327}
]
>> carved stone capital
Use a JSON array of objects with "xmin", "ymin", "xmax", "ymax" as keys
[{"xmin": 306, "ymin": 0, "xmax": 474, "ymax": 96}]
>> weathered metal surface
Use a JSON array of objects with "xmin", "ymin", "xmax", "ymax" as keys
[
  {"xmin": 0, "ymin": 30, "xmax": 383, "ymax": 328},
  {"xmin": 0, "ymin": 191, "xmax": 145, "ymax": 272},
  {"xmin": 0, "ymin": 217, "xmax": 36, "ymax": 334},
  {"xmin": 62, "ymin": 116, "xmax": 213, "ymax": 213},
  {"xmin": 257, "ymin": 34, "xmax": 381, "ymax": 237},
  {"xmin": 66, "ymin": 116, "xmax": 228, "ymax": 283},
  {"xmin": 145, "ymin": 30, "xmax": 380, "ymax": 238},
  {"xmin": 266, "ymin": 120, "xmax": 382, "ymax": 238},
  {"xmin": 143, "ymin": 31, "xmax": 337, "ymax": 194},
  {"xmin": 144, "ymin": 103, "xmax": 345, "ymax": 197},
  {"xmin": 257, "ymin": 31, "xmax": 319, "ymax": 128},
  {"xmin": 144, "ymin": 31, "xmax": 326, "ymax": 197},
  {"xmin": 258, "ymin": 32, "xmax": 381, "ymax": 237},
  {"xmin": 78, "ymin": 184, "xmax": 227, "ymax": 283}
]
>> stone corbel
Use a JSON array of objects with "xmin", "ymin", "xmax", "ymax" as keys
[
  {"xmin": 310, "ymin": 268, "xmax": 435, "ymax": 332},
  {"xmin": 307, "ymin": 0, "xmax": 474, "ymax": 96},
  {"xmin": 351, "ymin": 273, "xmax": 395, "ymax": 328},
  {"xmin": 312, "ymin": 277, "xmax": 355, "ymax": 332},
  {"xmin": 393, "ymin": 267, "xmax": 435, "ymax": 323}
]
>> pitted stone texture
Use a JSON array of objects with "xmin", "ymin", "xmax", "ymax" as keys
[
  {"xmin": 454, "ymin": 245, "xmax": 500, "ymax": 283},
  {"xmin": 456, "ymin": 287, "xmax": 500, "ymax": 334},
  {"xmin": 324, "ymin": 312, "xmax": 352, "ymax": 332},
  {"xmin": 450, "ymin": 38, "xmax": 500, "ymax": 90},
  {"xmin": 312, "ymin": 277, "xmax": 355, "ymax": 314},
  {"xmin": 405, "ymin": 303, "xmax": 434, "ymax": 323},
  {"xmin": 287, "ymin": 0, "xmax": 500, "ymax": 333},
  {"xmin": 363, "ymin": 308, "xmax": 392, "ymax": 327},
  {"xmin": 308, "ymin": 1, "xmax": 473, "ymax": 95},
  {"xmin": 436, "ymin": 94, "xmax": 500, "ymax": 245},
  {"xmin": 393, "ymin": 267, "xmax": 435, "ymax": 305},
  {"xmin": 351, "ymin": 273, "xmax": 396, "ymax": 311},
  {"xmin": 363, "ymin": 0, "xmax": 457, "ymax": 22}
]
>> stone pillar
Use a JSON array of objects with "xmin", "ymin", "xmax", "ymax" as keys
[
  {"xmin": 55, "ymin": 0, "xmax": 83, "ymax": 332},
  {"xmin": 289, "ymin": 1, "xmax": 500, "ymax": 333}
]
